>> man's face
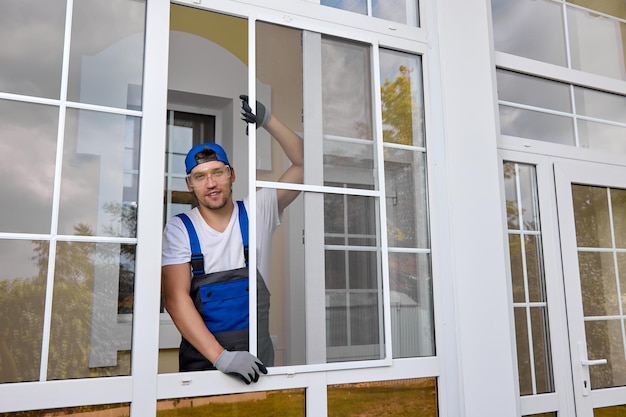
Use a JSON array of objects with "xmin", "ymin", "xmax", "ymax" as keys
[{"xmin": 186, "ymin": 161, "xmax": 235, "ymax": 211}]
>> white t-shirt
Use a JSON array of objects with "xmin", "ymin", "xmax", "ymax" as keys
[{"xmin": 162, "ymin": 188, "xmax": 280, "ymax": 285}]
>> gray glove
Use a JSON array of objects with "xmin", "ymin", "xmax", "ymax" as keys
[
  {"xmin": 240, "ymin": 94, "xmax": 270, "ymax": 133},
  {"xmin": 214, "ymin": 350, "xmax": 268, "ymax": 384}
]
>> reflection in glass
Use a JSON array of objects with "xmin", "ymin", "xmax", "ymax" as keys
[
  {"xmin": 503, "ymin": 162, "xmax": 554, "ymax": 395},
  {"xmin": 586, "ymin": 320, "xmax": 626, "ymax": 389},
  {"xmin": 321, "ymin": 0, "xmax": 367, "ymax": 15},
  {"xmin": 68, "ymin": 0, "xmax": 145, "ymax": 108},
  {"xmin": 0, "ymin": 100, "xmax": 58, "ymax": 234},
  {"xmin": 157, "ymin": 390, "xmax": 305, "ymax": 416},
  {"xmin": 0, "ymin": 0, "xmax": 66, "ymax": 98},
  {"xmin": 322, "ymin": 37, "xmax": 376, "ymax": 189},
  {"xmin": 613, "ymin": 190, "xmax": 626, "ymax": 248},
  {"xmin": 58, "ymin": 109, "xmax": 140, "ymax": 237},
  {"xmin": 372, "ymin": 0, "xmax": 419, "ymax": 26},
  {"xmin": 491, "ymin": 0, "xmax": 567, "ymax": 66},
  {"xmin": 572, "ymin": 184, "xmax": 626, "ymax": 391},
  {"xmin": 578, "ymin": 120, "xmax": 626, "ymax": 154},
  {"xmin": 499, "ymin": 105, "xmax": 575, "ymax": 145},
  {"xmin": 567, "ymin": 6, "xmax": 626, "ymax": 81},
  {"xmin": 322, "ymin": 0, "xmax": 419, "ymax": 26},
  {"xmin": 385, "ymin": 150, "xmax": 429, "ymax": 248},
  {"xmin": 496, "ymin": 70, "xmax": 571, "ymax": 113},
  {"xmin": 496, "ymin": 71, "xmax": 626, "ymax": 153},
  {"xmin": 0, "ymin": 240, "xmax": 48, "ymax": 383},
  {"xmin": 380, "ymin": 50, "xmax": 425, "ymax": 148},
  {"xmin": 389, "ymin": 253, "xmax": 434, "ymax": 357},
  {"xmin": 574, "ymin": 87, "xmax": 626, "ymax": 124},
  {"xmin": 0, "ymin": 403, "xmax": 130, "ymax": 417},
  {"xmin": 568, "ymin": 0, "xmax": 626, "ymax": 19},
  {"xmin": 48, "ymin": 242, "xmax": 133, "ymax": 380},
  {"xmin": 324, "ymin": 195, "xmax": 383, "ymax": 362},
  {"xmin": 572, "ymin": 185, "xmax": 612, "ymax": 248},
  {"xmin": 503, "ymin": 162, "xmax": 540, "ymax": 231},
  {"xmin": 328, "ymin": 378, "xmax": 437, "ymax": 416},
  {"xmin": 594, "ymin": 405, "xmax": 626, "ymax": 417}
]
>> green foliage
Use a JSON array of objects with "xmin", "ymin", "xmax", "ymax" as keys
[{"xmin": 381, "ymin": 65, "xmax": 414, "ymax": 146}]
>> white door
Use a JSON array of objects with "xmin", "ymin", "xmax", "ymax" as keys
[{"xmin": 555, "ymin": 159, "xmax": 626, "ymax": 416}]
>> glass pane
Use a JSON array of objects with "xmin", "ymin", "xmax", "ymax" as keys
[
  {"xmin": 67, "ymin": 0, "xmax": 145, "ymax": 108},
  {"xmin": 324, "ymin": 194, "xmax": 383, "ymax": 362},
  {"xmin": 613, "ymin": 189, "xmax": 626, "ymax": 248},
  {"xmin": 567, "ymin": 6, "xmax": 626, "ymax": 81},
  {"xmin": 497, "ymin": 70, "xmax": 572, "ymax": 113},
  {"xmin": 530, "ymin": 307, "xmax": 553, "ymax": 394},
  {"xmin": 373, "ymin": 0, "xmax": 419, "ymax": 26},
  {"xmin": 256, "ymin": 22, "xmax": 304, "ymax": 184},
  {"xmin": 491, "ymin": 0, "xmax": 567, "ymax": 66},
  {"xmin": 586, "ymin": 319, "xmax": 626, "ymax": 389},
  {"xmin": 515, "ymin": 308, "xmax": 533, "ymax": 395},
  {"xmin": 519, "ymin": 164, "xmax": 540, "ymax": 231},
  {"xmin": 525, "ymin": 235, "xmax": 546, "ymax": 303},
  {"xmin": 0, "ymin": 403, "xmax": 130, "ymax": 417},
  {"xmin": 577, "ymin": 120, "xmax": 626, "ymax": 154},
  {"xmin": 0, "ymin": 0, "xmax": 66, "ymax": 98},
  {"xmin": 0, "ymin": 100, "xmax": 58, "ymax": 234},
  {"xmin": 574, "ymin": 87, "xmax": 626, "ymax": 124},
  {"xmin": 58, "ymin": 109, "xmax": 140, "ymax": 237},
  {"xmin": 572, "ymin": 185, "xmax": 612, "ymax": 248},
  {"xmin": 0, "ymin": 240, "xmax": 47, "ymax": 383},
  {"xmin": 48, "ymin": 242, "xmax": 133, "ymax": 380},
  {"xmin": 157, "ymin": 390, "xmax": 305, "ymax": 416},
  {"xmin": 509, "ymin": 234, "xmax": 526, "ymax": 303},
  {"xmin": 389, "ymin": 252, "xmax": 435, "ymax": 357},
  {"xmin": 380, "ymin": 50, "xmax": 425, "ymax": 148},
  {"xmin": 328, "ymin": 378, "xmax": 437, "ymax": 416},
  {"xmin": 579, "ymin": 252, "xmax": 619, "ymax": 317},
  {"xmin": 504, "ymin": 162, "xmax": 554, "ymax": 395},
  {"xmin": 594, "ymin": 405, "xmax": 626, "ymax": 417},
  {"xmin": 568, "ymin": 0, "xmax": 626, "ymax": 19},
  {"xmin": 322, "ymin": 37, "xmax": 375, "ymax": 190},
  {"xmin": 321, "ymin": 0, "xmax": 367, "ymax": 15},
  {"xmin": 499, "ymin": 105, "xmax": 575, "ymax": 145},
  {"xmin": 322, "ymin": 0, "xmax": 419, "ymax": 26},
  {"xmin": 385, "ymin": 149, "xmax": 429, "ymax": 248}
]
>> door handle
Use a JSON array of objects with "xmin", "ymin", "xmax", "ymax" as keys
[
  {"xmin": 581, "ymin": 358, "xmax": 607, "ymax": 366},
  {"xmin": 577, "ymin": 342, "xmax": 608, "ymax": 397}
]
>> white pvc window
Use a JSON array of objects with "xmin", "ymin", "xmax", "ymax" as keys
[
  {"xmin": 491, "ymin": 0, "xmax": 626, "ymax": 81},
  {"xmin": 496, "ymin": 69, "xmax": 626, "ymax": 154},
  {"xmin": 502, "ymin": 161, "xmax": 554, "ymax": 396}
]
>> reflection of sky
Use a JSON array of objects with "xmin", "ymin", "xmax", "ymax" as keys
[
  {"xmin": 0, "ymin": 0, "xmax": 66, "ymax": 98},
  {"xmin": 0, "ymin": 101, "xmax": 58, "ymax": 233},
  {"xmin": 498, "ymin": 70, "xmax": 626, "ymax": 150},
  {"xmin": 0, "ymin": 240, "xmax": 43, "ymax": 281},
  {"xmin": 322, "ymin": 0, "xmax": 418, "ymax": 26},
  {"xmin": 491, "ymin": 0, "xmax": 567, "ymax": 66},
  {"xmin": 322, "ymin": 39, "xmax": 372, "ymax": 139}
]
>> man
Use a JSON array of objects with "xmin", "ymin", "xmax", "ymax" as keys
[{"xmin": 161, "ymin": 95, "xmax": 303, "ymax": 384}]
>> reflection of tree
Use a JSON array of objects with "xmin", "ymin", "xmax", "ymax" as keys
[
  {"xmin": 573, "ymin": 185, "xmax": 626, "ymax": 389},
  {"xmin": 103, "ymin": 202, "xmax": 136, "ymax": 314},
  {"xmin": 0, "ymin": 207, "xmax": 136, "ymax": 383},
  {"xmin": 381, "ymin": 65, "xmax": 415, "ymax": 146}
]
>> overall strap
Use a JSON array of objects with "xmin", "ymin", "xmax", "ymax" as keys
[
  {"xmin": 176, "ymin": 213, "xmax": 204, "ymax": 277},
  {"xmin": 176, "ymin": 200, "xmax": 249, "ymax": 275},
  {"xmin": 236, "ymin": 201, "xmax": 249, "ymax": 266}
]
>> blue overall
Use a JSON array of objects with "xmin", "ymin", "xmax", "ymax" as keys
[{"xmin": 176, "ymin": 201, "xmax": 273, "ymax": 371}]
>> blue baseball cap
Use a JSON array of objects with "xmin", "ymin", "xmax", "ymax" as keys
[{"xmin": 184, "ymin": 143, "xmax": 231, "ymax": 174}]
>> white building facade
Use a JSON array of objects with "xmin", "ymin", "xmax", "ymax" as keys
[{"xmin": 0, "ymin": 0, "xmax": 625, "ymax": 416}]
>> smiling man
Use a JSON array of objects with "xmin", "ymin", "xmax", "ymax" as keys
[{"xmin": 161, "ymin": 96, "xmax": 303, "ymax": 384}]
